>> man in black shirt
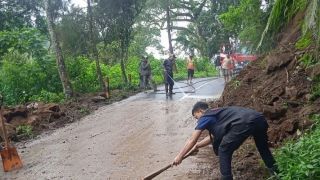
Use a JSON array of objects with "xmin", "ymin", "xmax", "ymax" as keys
[
  {"xmin": 173, "ymin": 101, "xmax": 278, "ymax": 180},
  {"xmin": 163, "ymin": 54, "xmax": 176, "ymax": 96}
]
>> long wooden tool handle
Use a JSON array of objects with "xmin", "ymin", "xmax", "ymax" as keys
[
  {"xmin": 143, "ymin": 148, "xmax": 198, "ymax": 180},
  {"xmin": 0, "ymin": 106, "xmax": 9, "ymax": 149},
  {"xmin": 143, "ymin": 164, "xmax": 171, "ymax": 180}
]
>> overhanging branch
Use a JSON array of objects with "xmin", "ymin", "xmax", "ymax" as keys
[
  {"xmin": 171, "ymin": 26, "xmax": 196, "ymax": 36},
  {"xmin": 170, "ymin": 12, "xmax": 194, "ymax": 19},
  {"xmin": 171, "ymin": 18, "xmax": 194, "ymax": 23}
]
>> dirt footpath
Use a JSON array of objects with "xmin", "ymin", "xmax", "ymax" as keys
[{"xmin": 1, "ymin": 95, "xmax": 220, "ymax": 179}]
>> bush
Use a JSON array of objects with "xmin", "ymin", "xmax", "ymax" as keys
[
  {"xmin": 0, "ymin": 52, "xmax": 62, "ymax": 105},
  {"xmin": 67, "ymin": 56, "xmax": 102, "ymax": 93},
  {"xmin": 16, "ymin": 125, "xmax": 34, "ymax": 138},
  {"xmin": 30, "ymin": 90, "xmax": 65, "ymax": 103},
  {"xmin": 0, "ymin": 28, "xmax": 47, "ymax": 58}
]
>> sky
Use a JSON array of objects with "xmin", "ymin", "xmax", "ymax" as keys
[{"xmin": 70, "ymin": 0, "xmax": 188, "ymax": 59}]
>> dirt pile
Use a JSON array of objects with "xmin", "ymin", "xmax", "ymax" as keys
[
  {"xmin": 0, "ymin": 89, "xmax": 139, "ymax": 142},
  {"xmin": 209, "ymin": 12, "xmax": 320, "ymax": 179}
]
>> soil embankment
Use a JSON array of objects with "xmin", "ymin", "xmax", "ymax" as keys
[{"xmin": 210, "ymin": 12, "xmax": 320, "ymax": 179}]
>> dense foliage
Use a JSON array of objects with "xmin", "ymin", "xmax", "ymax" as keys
[
  {"xmin": 0, "ymin": 49, "xmax": 216, "ymax": 105},
  {"xmin": 257, "ymin": 0, "xmax": 310, "ymax": 51},
  {"xmin": 275, "ymin": 115, "xmax": 320, "ymax": 179},
  {"xmin": 0, "ymin": 51, "xmax": 63, "ymax": 105},
  {"xmin": 220, "ymin": 0, "xmax": 270, "ymax": 52}
]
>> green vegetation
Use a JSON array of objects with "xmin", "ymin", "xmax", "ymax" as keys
[
  {"xmin": 295, "ymin": 32, "xmax": 312, "ymax": 50},
  {"xmin": 0, "ymin": 51, "xmax": 62, "ymax": 105},
  {"xmin": 258, "ymin": 0, "xmax": 308, "ymax": 51},
  {"xmin": 299, "ymin": 54, "xmax": 316, "ymax": 67},
  {"xmin": 67, "ymin": 55, "xmax": 216, "ymax": 91},
  {"xmin": 220, "ymin": 0, "xmax": 269, "ymax": 52},
  {"xmin": 0, "ymin": 28, "xmax": 47, "ymax": 57},
  {"xmin": 275, "ymin": 114, "xmax": 320, "ymax": 179},
  {"xmin": 30, "ymin": 90, "xmax": 65, "ymax": 104},
  {"xmin": 0, "ymin": 50, "xmax": 216, "ymax": 105},
  {"xmin": 16, "ymin": 125, "xmax": 34, "ymax": 138},
  {"xmin": 230, "ymin": 79, "xmax": 241, "ymax": 89},
  {"xmin": 79, "ymin": 107, "xmax": 90, "ymax": 115},
  {"xmin": 311, "ymin": 76, "xmax": 320, "ymax": 101}
]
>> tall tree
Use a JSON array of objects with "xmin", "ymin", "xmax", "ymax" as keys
[
  {"xmin": 139, "ymin": 0, "xmax": 237, "ymax": 57},
  {"xmin": 96, "ymin": 0, "xmax": 146, "ymax": 84},
  {"xmin": 220, "ymin": 0, "xmax": 269, "ymax": 52},
  {"xmin": 87, "ymin": 0, "xmax": 107, "ymax": 94},
  {"xmin": 133, "ymin": 0, "xmax": 169, "ymax": 56},
  {"xmin": 172, "ymin": 0, "xmax": 210, "ymax": 56},
  {"xmin": 172, "ymin": 0, "xmax": 240, "ymax": 57},
  {"xmin": 44, "ymin": 0, "xmax": 73, "ymax": 98},
  {"xmin": 166, "ymin": 3, "xmax": 174, "ymax": 54},
  {"xmin": 57, "ymin": 6, "xmax": 89, "ymax": 57},
  {"xmin": 0, "ymin": 0, "xmax": 46, "ymax": 32}
]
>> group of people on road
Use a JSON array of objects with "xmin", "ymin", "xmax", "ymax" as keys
[
  {"xmin": 139, "ymin": 54, "xmax": 196, "ymax": 96},
  {"xmin": 214, "ymin": 54, "xmax": 235, "ymax": 82},
  {"xmin": 140, "ymin": 51, "xmax": 239, "ymax": 94}
]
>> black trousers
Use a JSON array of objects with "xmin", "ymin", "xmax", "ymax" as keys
[
  {"xmin": 164, "ymin": 71, "xmax": 174, "ymax": 93},
  {"xmin": 218, "ymin": 117, "xmax": 276, "ymax": 180},
  {"xmin": 187, "ymin": 69, "xmax": 194, "ymax": 79}
]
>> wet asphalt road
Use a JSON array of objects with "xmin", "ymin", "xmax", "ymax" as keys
[
  {"xmin": 138, "ymin": 77, "xmax": 224, "ymax": 101},
  {"xmin": 0, "ymin": 77, "xmax": 224, "ymax": 180}
]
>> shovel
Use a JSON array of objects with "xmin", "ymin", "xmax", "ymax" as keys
[
  {"xmin": 0, "ymin": 105, "xmax": 23, "ymax": 172},
  {"xmin": 143, "ymin": 148, "xmax": 198, "ymax": 180}
]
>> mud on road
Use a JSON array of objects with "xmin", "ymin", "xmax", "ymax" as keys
[{"xmin": 1, "ymin": 78, "xmax": 225, "ymax": 180}]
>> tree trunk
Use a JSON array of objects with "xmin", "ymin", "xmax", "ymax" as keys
[
  {"xmin": 120, "ymin": 50, "xmax": 128, "ymax": 84},
  {"xmin": 44, "ymin": 0, "xmax": 73, "ymax": 98},
  {"xmin": 87, "ymin": 0, "xmax": 107, "ymax": 94},
  {"xmin": 166, "ymin": 4, "xmax": 174, "ymax": 54}
]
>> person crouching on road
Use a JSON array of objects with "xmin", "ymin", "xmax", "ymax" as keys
[
  {"xmin": 172, "ymin": 101, "xmax": 278, "ymax": 180},
  {"xmin": 163, "ymin": 54, "xmax": 176, "ymax": 96}
]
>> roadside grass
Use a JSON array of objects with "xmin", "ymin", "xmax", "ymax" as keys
[
  {"xmin": 275, "ymin": 114, "xmax": 320, "ymax": 179},
  {"xmin": 16, "ymin": 124, "xmax": 34, "ymax": 139}
]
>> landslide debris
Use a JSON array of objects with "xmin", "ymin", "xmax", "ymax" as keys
[
  {"xmin": 210, "ymin": 11, "xmax": 320, "ymax": 179},
  {"xmin": 0, "ymin": 90, "xmax": 139, "ymax": 142}
]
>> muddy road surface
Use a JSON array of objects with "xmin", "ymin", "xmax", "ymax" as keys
[{"xmin": 1, "ymin": 78, "xmax": 224, "ymax": 180}]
